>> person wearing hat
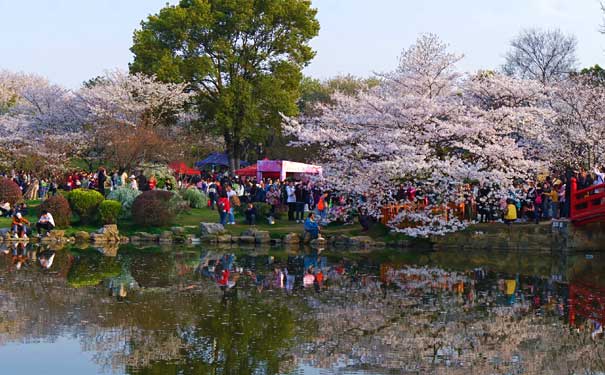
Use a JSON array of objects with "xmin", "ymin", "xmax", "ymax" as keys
[
  {"xmin": 11, "ymin": 212, "xmax": 30, "ymax": 239},
  {"xmin": 129, "ymin": 175, "xmax": 139, "ymax": 190}
]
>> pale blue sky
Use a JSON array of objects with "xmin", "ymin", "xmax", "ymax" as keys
[{"xmin": 1, "ymin": 0, "xmax": 604, "ymax": 88}]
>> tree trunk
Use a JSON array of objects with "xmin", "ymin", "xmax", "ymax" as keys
[
  {"xmin": 233, "ymin": 142, "xmax": 241, "ymax": 171},
  {"xmin": 224, "ymin": 132, "xmax": 236, "ymax": 173}
]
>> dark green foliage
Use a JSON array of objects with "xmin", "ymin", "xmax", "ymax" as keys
[
  {"xmin": 130, "ymin": 0, "xmax": 320, "ymax": 170},
  {"xmin": 67, "ymin": 189, "xmax": 105, "ymax": 224},
  {"xmin": 40, "ymin": 195, "xmax": 72, "ymax": 228},
  {"xmin": 98, "ymin": 200, "xmax": 122, "ymax": 224},
  {"xmin": 181, "ymin": 188, "xmax": 208, "ymax": 209}
]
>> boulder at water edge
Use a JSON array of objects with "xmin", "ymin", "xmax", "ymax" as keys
[
  {"xmin": 283, "ymin": 233, "xmax": 301, "ymax": 245},
  {"xmin": 200, "ymin": 223, "xmax": 226, "ymax": 236}
]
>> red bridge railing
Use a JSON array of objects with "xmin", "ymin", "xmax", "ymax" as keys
[
  {"xmin": 569, "ymin": 282, "xmax": 605, "ymax": 327},
  {"xmin": 569, "ymin": 177, "xmax": 605, "ymax": 225}
]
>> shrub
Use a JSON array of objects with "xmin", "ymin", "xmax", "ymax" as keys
[
  {"xmin": 132, "ymin": 190, "xmax": 177, "ymax": 227},
  {"xmin": 67, "ymin": 189, "xmax": 105, "ymax": 224},
  {"xmin": 170, "ymin": 193, "xmax": 190, "ymax": 214},
  {"xmin": 40, "ymin": 195, "xmax": 72, "ymax": 228},
  {"xmin": 180, "ymin": 188, "xmax": 208, "ymax": 208},
  {"xmin": 107, "ymin": 187, "xmax": 141, "ymax": 219},
  {"xmin": 0, "ymin": 178, "xmax": 23, "ymax": 205},
  {"xmin": 98, "ymin": 200, "xmax": 122, "ymax": 224}
]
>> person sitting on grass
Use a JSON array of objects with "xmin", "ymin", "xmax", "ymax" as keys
[
  {"xmin": 36, "ymin": 210, "xmax": 55, "ymax": 237},
  {"xmin": 245, "ymin": 203, "xmax": 257, "ymax": 225},
  {"xmin": 304, "ymin": 212, "xmax": 321, "ymax": 240},
  {"xmin": 11, "ymin": 212, "xmax": 30, "ymax": 239}
]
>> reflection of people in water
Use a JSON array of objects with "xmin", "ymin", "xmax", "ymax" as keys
[
  {"xmin": 11, "ymin": 243, "xmax": 27, "ymax": 270},
  {"xmin": 109, "ymin": 282, "xmax": 128, "ymax": 301},
  {"xmin": 38, "ymin": 250, "xmax": 55, "ymax": 270}
]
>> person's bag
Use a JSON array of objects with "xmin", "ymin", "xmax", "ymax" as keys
[
  {"xmin": 304, "ymin": 204, "xmax": 309, "ymax": 212},
  {"xmin": 231, "ymin": 195, "xmax": 241, "ymax": 207}
]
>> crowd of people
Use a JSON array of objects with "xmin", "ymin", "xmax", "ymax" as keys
[
  {"xmin": 380, "ymin": 168, "xmax": 605, "ymax": 226},
  {"xmin": 176, "ymin": 172, "xmax": 355, "ymax": 235},
  {"xmin": 4, "ymin": 164, "xmax": 605, "ymax": 240}
]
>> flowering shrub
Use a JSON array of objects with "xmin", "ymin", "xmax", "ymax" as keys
[
  {"xmin": 67, "ymin": 189, "xmax": 104, "ymax": 224},
  {"xmin": 98, "ymin": 200, "xmax": 122, "ymax": 224},
  {"xmin": 107, "ymin": 187, "xmax": 141, "ymax": 218},
  {"xmin": 389, "ymin": 208, "xmax": 470, "ymax": 237},
  {"xmin": 0, "ymin": 178, "xmax": 23, "ymax": 205},
  {"xmin": 40, "ymin": 195, "xmax": 71, "ymax": 227},
  {"xmin": 132, "ymin": 190, "xmax": 177, "ymax": 226},
  {"xmin": 140, "ymin": 163, "xmax": 177, "ymax": 189}
]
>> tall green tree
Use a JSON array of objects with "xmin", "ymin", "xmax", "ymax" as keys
[{"xmin": 130, "ymin": 0, "xmax": 320, "ymax": 170}]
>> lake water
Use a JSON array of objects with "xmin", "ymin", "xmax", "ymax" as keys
[{"xmin": 0, "ymin": 242, "xmax": 603, "ymax": 375}]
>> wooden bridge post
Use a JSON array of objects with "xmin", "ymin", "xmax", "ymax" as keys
[{"xmin": 570, "ymin": 177, "xmax": 577, "ymax": 220}]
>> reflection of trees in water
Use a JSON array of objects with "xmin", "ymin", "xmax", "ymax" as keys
[
  {"xmin": 293, "ymin": 276, "xmax": 605, "ymax": 375},
  {"xmin": 3, "ymin": 246, "xmax": 605, "ymax": 374},
  {"xmin": 0, "ymin": 247, "xmax": 313, "ymax": 375}
]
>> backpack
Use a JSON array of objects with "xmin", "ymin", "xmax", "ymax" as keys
[
  {"xmin": 317, "ymin": 198, "xmax": 325, "ymax": 211},
  {"xmin": 535, "ymin": 195, "xmax": 542, "ymax": 205},
  {"xmin": 230, "ymin": 195, "xmax": 241, "ymax": 207}
]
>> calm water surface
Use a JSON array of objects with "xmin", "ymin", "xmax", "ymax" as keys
[{"xmin": 0, "ymin": 242, "xmax": 603, "ymax": 375}]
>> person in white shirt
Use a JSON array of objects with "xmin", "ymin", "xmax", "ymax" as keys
[
  {"xmin": 129, "ymin": 175, "xmax": 139, "ymax": 190},
  {"xmin": 36, "ymin": 210, "xmax": 55, "ymax": 236},
  {"xmin": 39, "ymin": 250, "xmax": 56, "ymax": 270},
  {"xmin": 0, "ymin": 201, "xmax": 10, "ymax": 217},
  {"xmin": 286, "ymin": 181, "xmax": 296, "ymax": 221}
]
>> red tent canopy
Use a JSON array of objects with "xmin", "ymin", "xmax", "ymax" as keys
[
  {"xmin": 235, "ymin": 164, "xmax": 280, "ymax": 179},
  {"xmin": 235, "ymin": 164, "xmax": 257, "ymax": 176},
  {"xmin": 169, "ymin": 161, "xmax": 201, "ymax": 175}
]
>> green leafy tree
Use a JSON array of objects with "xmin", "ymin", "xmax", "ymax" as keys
[
  {"xmin": 579, "ymin": 64, "xmax": 605, "ymax": 85},
  {"xmin": 130, "ymin": 0, "xmax": 320, "ymax": 171}
]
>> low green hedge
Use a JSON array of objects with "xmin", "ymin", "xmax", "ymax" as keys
[
  {"xmin": 99, "ymin": 200, "xmax": 122, "ymax": 224},
  {"xmin": 67, "ymin": 189, "xmax": 104, "ymax": 224}
]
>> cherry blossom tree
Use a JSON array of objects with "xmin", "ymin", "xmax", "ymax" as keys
[
  {"xmin": 76, "ymin": 70, "xmax": 194, "ymax": 169},
  {"xmin": 0, "ymin": 69, "xmax": 194, "ymax": 171},
  {"xmin": 78, "ymin": 70, "xmax": 193, "ymax": 128},
  {"xmin": 284, "ymin": 34, "xmax": 553, "ymax": 236},
  {"xmin": 0, "ymin": 71, "xmax": 85, "ymax": 170},
  {"xmin": 549, "ymin": 76, "xmax": 605, "ymax": 169}
]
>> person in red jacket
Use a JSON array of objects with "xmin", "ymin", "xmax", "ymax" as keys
[{"xmin": 217, "ymin": 192, "xmax": 230, "ymax": 226}]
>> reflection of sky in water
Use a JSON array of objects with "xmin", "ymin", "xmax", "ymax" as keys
[
  {"xmin": 0, "ymin": 245, "xmax": 604, "ymax": 374},
  {"xmin": 1, "ymin": 337, "xmax": 99, "ymax": 374}
]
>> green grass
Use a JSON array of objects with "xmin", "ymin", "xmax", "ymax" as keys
[{"xmin": 0, "ymin": 199, "xmax": 407, "ymax": 241}]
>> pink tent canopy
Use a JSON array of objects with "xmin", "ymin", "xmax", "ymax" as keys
[{"xmin": 256, "ymin": 160, "xmax": 323, "ymax": 181}]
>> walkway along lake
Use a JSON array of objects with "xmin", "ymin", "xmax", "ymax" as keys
[{"xmin": 0, "ymin": 242, "xmax": 603, "ymax": 375}]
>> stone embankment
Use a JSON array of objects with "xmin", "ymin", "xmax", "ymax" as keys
[
  {"xmin": 198, "ymin": 223, "xmax": 388, "ymax": 249},
  {"xmin": 0, "ymin": 221, "xmax": 406, "ymax": 250}
]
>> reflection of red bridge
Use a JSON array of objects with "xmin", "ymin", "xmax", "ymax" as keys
[
  {"xmin": 570, "ymin": 178, "xmax": 605, "ymax": 225},
  {"xmin": 569, "ymin": 282, "xmax": 605, "ymax": 326}
]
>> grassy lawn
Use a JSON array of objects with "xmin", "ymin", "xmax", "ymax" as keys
[{"xmin": 0, "ymin": 200, "xmax": 399, "ymax": 241}]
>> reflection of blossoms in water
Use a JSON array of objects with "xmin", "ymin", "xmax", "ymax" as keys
[{"xmin": 291, "ymin": 266, "xmax": 605, "ymax": 375}]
